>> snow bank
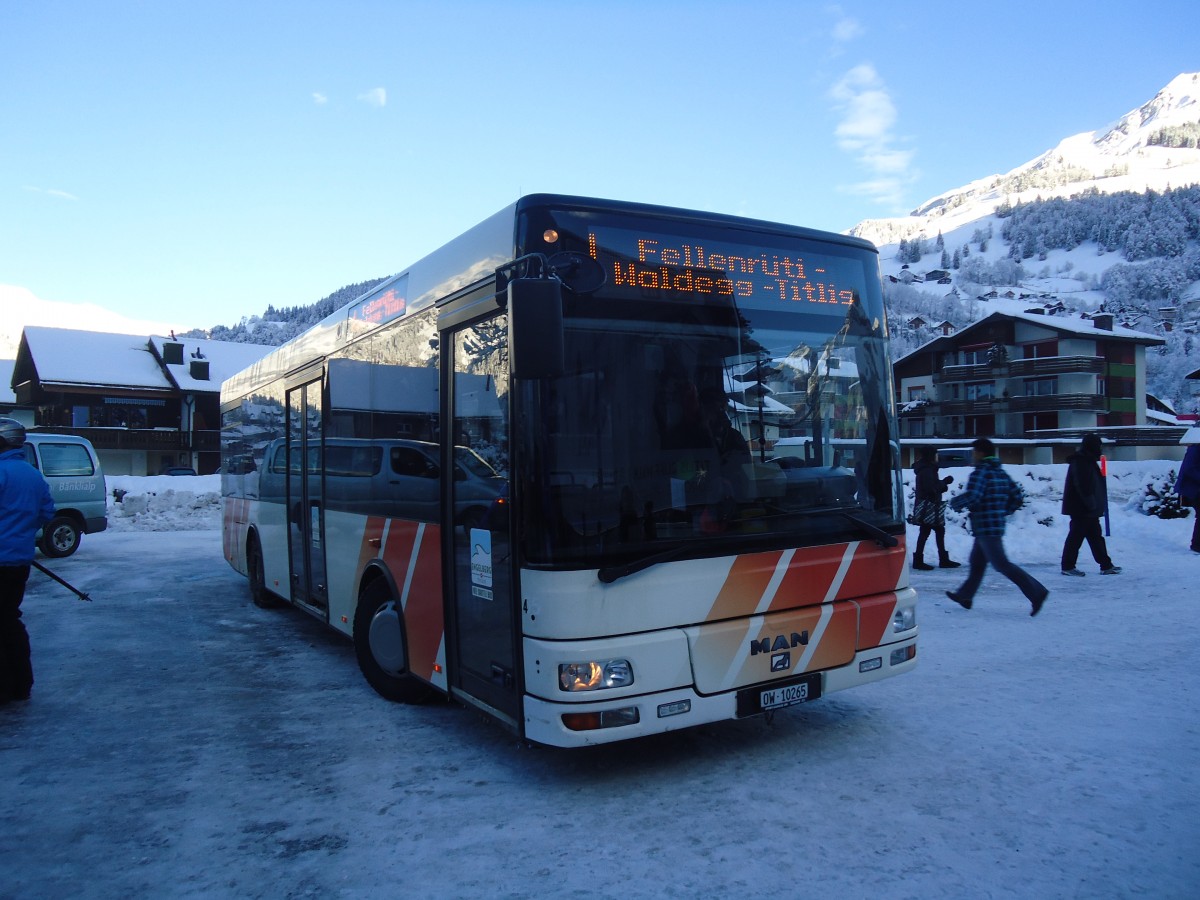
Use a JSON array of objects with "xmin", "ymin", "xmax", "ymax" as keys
[{"xmin": 106, "ymin": 474, "xmax": 222, "ymax": 531}]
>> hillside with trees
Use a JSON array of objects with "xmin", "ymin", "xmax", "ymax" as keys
[{"xmin": 179, "ymin": 277, "xmax": 389, "ymax": 347}]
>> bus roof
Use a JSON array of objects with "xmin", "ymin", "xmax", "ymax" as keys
[{"xmin": 222, "ymin": 195, "xmax": 878, "ymax": 403}]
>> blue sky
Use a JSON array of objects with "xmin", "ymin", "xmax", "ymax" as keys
[{"xmin": 2, "ymin": 0, "xmax": 1198, "ymax": 332}]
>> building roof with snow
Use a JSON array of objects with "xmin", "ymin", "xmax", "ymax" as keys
[{"xmin": 12, "ymin": 327, "xmax": 273, "ymax": 396}]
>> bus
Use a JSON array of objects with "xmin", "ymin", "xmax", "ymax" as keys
[{"xmin": 220, "ymin": 194, "xmax": 916, "ymax": 747}]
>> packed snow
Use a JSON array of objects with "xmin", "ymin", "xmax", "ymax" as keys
[{"xmin": 3, "ymin": 462, "xmax": 1198, "ymax": 898}]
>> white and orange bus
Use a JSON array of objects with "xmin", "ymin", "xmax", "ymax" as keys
[{"xmin": 220, "ymin": 194, "xmax": 916, "ymax": 747}]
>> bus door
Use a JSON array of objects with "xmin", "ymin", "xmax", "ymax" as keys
[
  {"xmin": 286, "ymin": 372, "xmax": 327, "ymax": 613},
  {"xmin": 444, "ymin": 311, "xmax": 519, "ymax": 726}
]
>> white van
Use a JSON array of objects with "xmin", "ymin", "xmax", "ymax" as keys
[{"xmin": 22, "ymin": 432, "xmax": 108, "ymax": 557}]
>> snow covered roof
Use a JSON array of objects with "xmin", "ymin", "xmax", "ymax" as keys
[
  {"xmin": 731, "ymin": 395, "xmax": 793, "ymax": 415},
  {"xmin": 20, "ymin": 326, "xmax": 173, "ymax": 391},
  {"xmin": 149, "ymin": 335, "xmax": 275, "ymax": 391},
  {"xmin": 894, "ymin": 310, "xmax": 1164, "ymax": 367},
  {"xmin": 1146, "ymin": 408, "xmax": 1180, "ymax": 426},
  {"xmin": 16, "ymin": 326, "xmax": 274, "ymax": 395},
  {"xmin": 990, "ymin": 309, "xmax": 1164, "ymax": 343}
]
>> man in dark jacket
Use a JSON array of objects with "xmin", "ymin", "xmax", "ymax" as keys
[
  {"xmin": 0, "ymin": 418, "xmax": 57, "ymax": 703},
  {"xmin": 1060, "ymin": 433, "xmax": 1120, "ymax": 576},
  {"xmin": 946, "ymin": 438, "xmax": 1048, "ymax": 616}
]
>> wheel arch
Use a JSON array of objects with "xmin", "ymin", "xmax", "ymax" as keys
[
  {"xmin": 46, "ymin": 507, "xmax": 86, "ymax": 530},
  {"xmin": 357, "ymin": 559, "xmax": 401, "ymax": 604}
]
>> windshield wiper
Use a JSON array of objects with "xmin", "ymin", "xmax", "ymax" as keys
[
  {"xmin": 598, "ymin": 545, "xmax": 694, "ymax": 584},
  {"xmin": 838, "ymin": 511, "xmax": 899, "ymax": 548}
]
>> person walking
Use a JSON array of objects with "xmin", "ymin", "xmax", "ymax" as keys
[
  {"xmin": 1175, "ymin": 439, "xmax": 1200, "ymax": 554},
  {"xmin": 0, "ymin": 417, "xmax": 57, "ymax": 704},
  {"xmin": 910, "ymin": 446, "xmax": 960, "ymax": 570},
  {"xmin": 1060, "ymin": 433, "xmax": 1121, "ymax": 576},
  {"xmin": 946, "ymin": 437, "xmax": 1048, "ymax": 617}
]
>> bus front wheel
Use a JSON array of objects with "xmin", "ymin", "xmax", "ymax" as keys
[
  {"xmin": 353, "ymin": 579, "xmax": 432, "ymax": 704},
  {"xmin": 247, "ymin": 534, "xmax": 281, "ymax": 608}
]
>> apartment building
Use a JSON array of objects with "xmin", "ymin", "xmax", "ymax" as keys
[{"xmin": 893, "ymin": 309, "xmax": 1186, "ymax": 464}]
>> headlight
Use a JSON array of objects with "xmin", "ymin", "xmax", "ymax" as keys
[
  {"xmin": 558, "ymin": 659, "xmax": 634, "ymax": 692},
  {"xmin": 892, "ymin": 606, "xmax": 916, "ymax": 633}
]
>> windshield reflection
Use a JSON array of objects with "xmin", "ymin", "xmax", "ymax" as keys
[{"xmin": 515, "ymin": 296, "xmax": 901, "ymax": 569}]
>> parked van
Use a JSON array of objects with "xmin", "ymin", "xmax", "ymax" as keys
[
  {"xmin": 257, "ymin": 437, "xmax": 505, "ymax": 529},
  {"xmin": 22, "ymin": 433, "xmax": 108, "ymax": 557},
  {"xmin": 936, "ymin": 447, "xmax": 975, "ymax": 468}
]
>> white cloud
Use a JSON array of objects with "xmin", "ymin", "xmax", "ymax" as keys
[
  {"xmin": 23, "ymin": 186, "xmax": 78, "ymax": 201},
  {"xmin": 357, "ymin": 87, "xmax": 387, "ymax": 108},
  {"xmin": 829, "ymin": 6, "xmax": 862, "ymax": 45},
  {"xmin": 829, "ymin": 64, "xmax": 917, "ymax": 208},
  {"xmin": 0, "ymin": 284, "xmax": 189, "ymax": 358},
  {"xmin": 312, "ymin": 92, "xmax": 328, "ymax": 105}
]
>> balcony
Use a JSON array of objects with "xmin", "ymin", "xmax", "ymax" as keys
[
  {"xmin": 934, "ymin": 363, "xmax": 1001, "ymax": 383},
  {"xmin": 28, "ymin": 427, "xmax": 220, "ymax": 452},
  {"xmin": 1008, "ymin": 394, "xmax": 1108, "ymax": 413},
  {"xmin": 935, "ymin": 355, "xmax": 1104, "ymax": 383},
  {"xmin": 938, "ymin": 398, "xmax": 1006, "ymax": 416},
  {"xmin": 1007, "ymin": 356, "xmax": 1104, "ymax": 377}
]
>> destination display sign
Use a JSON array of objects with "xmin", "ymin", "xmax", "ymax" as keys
[
  {"xmin": 348, "ymin": 275, "xmax": 409, "ymax": 327},
  {"xmin": 584, "ymin": 227, "xmax": 868, "ymax": 314}
]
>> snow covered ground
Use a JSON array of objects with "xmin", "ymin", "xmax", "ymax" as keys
[{"xmin": 3, "ymin": 463, "xmax": 1198, "ymax": 898}]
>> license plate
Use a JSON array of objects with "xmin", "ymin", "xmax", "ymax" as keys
[{"xmin": 736, "ymin": 673, "xmax": 822, "ymax": 716}]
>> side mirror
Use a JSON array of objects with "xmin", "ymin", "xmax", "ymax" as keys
[{"xmin": 508, "ymin": 278, "xmax": 564, "ymax": 379}]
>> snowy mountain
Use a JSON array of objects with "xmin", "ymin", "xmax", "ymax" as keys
[
  {"xmin": 852, "ymin": 72, "xmax": 1200, "ymax": 249},
  {"xmin": 851, "ymin": 72, "xmax": 1200, "ymax": 413}
]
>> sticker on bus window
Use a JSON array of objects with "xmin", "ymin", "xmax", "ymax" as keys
[{"xmin": 470, "ymin": 528, "xmax": 493, "ymax": 600}]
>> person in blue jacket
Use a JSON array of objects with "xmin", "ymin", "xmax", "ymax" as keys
[
  {"xmin": 0, "ymin": 417, "xmax": 57, "ymax": 703},
  {"xmin": 946, "ymin": 437, "xmax": 1048, "ymax": 617},
  {"xmin": 1175, "ymin": 440, "xmax": 1200, "ymax": 554}
]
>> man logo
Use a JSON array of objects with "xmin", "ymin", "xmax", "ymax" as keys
[
  {"xmin": 771, "ymin": 652, "xmax": 790, "ymax": 671},
  {"xmin": 750, "ymin": 631, "xmax": 809, "ymax": 656}
]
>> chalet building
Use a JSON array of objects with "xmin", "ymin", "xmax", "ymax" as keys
[
  {"xmin": 893, "ymin": 310, "xmax": 1187, "ymax": 464},
  {"xmin": 9, "ymin": 327, "xmax": 273, "ymax": 475}
]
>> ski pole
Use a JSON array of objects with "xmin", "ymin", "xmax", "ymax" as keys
[
  {"xmin": 1100, "ymin": 454, "xmax": 1111, "ymax": 537},
  {"xmin": 31, "ymin": 560, "xmax": 92, "ymax": 602}
]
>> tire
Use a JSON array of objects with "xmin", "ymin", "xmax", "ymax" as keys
[
  {"xmin": 246, "ymin": 534, "xmax": 280, "ymax": 609},
  {"xmin": 39, "ymin": 515, "xmax": 81, "ymax": 558},
  {"xmin": 352, "ymin": 578, "xmax": 432, "ymax": 703}
]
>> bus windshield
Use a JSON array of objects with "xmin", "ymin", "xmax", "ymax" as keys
[{"xmin": 514, "ymin": 212, "xmax": 902, "ymax": 570}]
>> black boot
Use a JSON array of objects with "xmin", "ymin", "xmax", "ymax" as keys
[
  {"xmin": 938, "ymin": 552, "xmax": 961, "ymax": 569},
  {"xmin": 913, "ymin": 553, "xmax": 934, "ymax": 571}
]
